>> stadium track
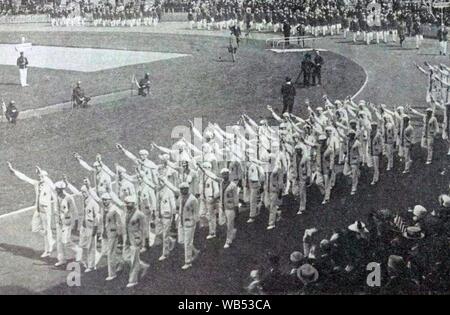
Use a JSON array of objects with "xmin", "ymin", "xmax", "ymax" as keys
[{"xmin": 0, "ymin": 22, "xmax": 448, "ymax": 294}]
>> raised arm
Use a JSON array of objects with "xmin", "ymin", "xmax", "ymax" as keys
[
  {"xmin": 197, "ymin": 163, "xmax": 222, "ymax": 182},
  {"xmin": 267, "ymin": 105, "xmax": 283, "ymax": 123},
  {"xmin": 74, "ymin": 153, "xmax": 95, "ymax": 172},
  {"xmin": 189, "ymin": 120, "xmax": 205, "ymax": 142},
  {"xmin": 7, "ymin": 162, "xmax": 38, "ymax": 186},
  {"xmin": 407, "ymin": 105, "xmax": 425, "ymax": 118},
  {"xmin": 152, "ymin": 142, "xmax": 176, "ymax": 155},
  {"xmin": 116, "ymin": 143, "xmax": 138, "ymax": 164},
  {"xmin": 159, "ymin": 176, "xmax": 180, "ymax": 195}
]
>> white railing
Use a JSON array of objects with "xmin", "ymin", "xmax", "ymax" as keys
[
  {"xmin": 266, "ymin": 36, "xmax": 316, "ymax": 50},
  {"xmin": 0, "ymin": 14, "xmax": 50, "ymax": 24}
]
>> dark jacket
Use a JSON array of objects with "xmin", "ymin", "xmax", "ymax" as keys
[{"xmin": 281, "ymin": 82, "xmax": 296, "ymax": 104}]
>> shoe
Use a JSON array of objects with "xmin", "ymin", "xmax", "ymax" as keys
[
  {"xmin": 267, "ymin": 225, "xmax": 275, "ymax": 230},
  {"xmin": 297, "ymin": 210, "xmax": 304, "ymax": 215},
  {"xmin": 246, "ymin": 218, "xmax": 255, "ymax": 223},
  {"xmin": 224, "ymin": 243, "xmax": 230, "ymax": 249},
  {"xmin": 84, "ymin": 268, "xmax": 92, "ymax": 273},
  {"xmin": 402, "ymin": 170, "xmax": 410, "ymax": 174},
  {"xmin": 140, "ymin": 247, "xmax": 147, "ymax": 253},
  {"xmin": 140, "ymin": 263, "xmax": 149, "ymax": 278},
  {"xmin": 105, "ymin": 275, "xmax": 117, "ymax": 281},
  {"xmin": 370, "ymin": 181, "xmax": 377, "ymax": 186},
  {"xmin": 126, "ymin": 282, "xmax": 138, "ymax": 288},
  {"xmin": 322, "ymin": 199, "xmax": 328, "ymax": 205},
  {"xmin": 40, "ymin": 252, "xmax": 50, "ymax": 258},
  {"xmin": 181, "ymin": 264, "xmax": 192, "ymax": 270},
  {"xmin": 158, "ymin": 255, "xmax": 167, "ymax": 261},
  {"xmin": 206, "ymin": 234, "xmax": 216, "ymax": 240},
  {"xmin": 193, "ymin": 249, "xmax": 200, "ymax": 261},
  {"xmin": 386, "ymin": 167, "xmax": 391, "ymax": 171},
  {"xmin": 350, "ymin": 190, "xmax": 356, "ymax": 195},
  {"xmin": 425, "ymin": 161, "xmax": 431, "ymax": 165},
  {"xmin": 54, "ymin": 260, "xmax": 66, "ymax": 267}
]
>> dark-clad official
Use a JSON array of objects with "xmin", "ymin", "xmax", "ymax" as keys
[
  {"xmin": 312, "ymin": 50, "xmax": 324, "ymax": 86},
  {"xmin": 281, "ymin": 77, "xmax": 296, "ymax": 114},
  {"xmin": 72, "ymin": 81, "xmax": 91, "ymax": 108},
  {"xmin": 138, "ymin": 73, "xmax": 151, "ymax": 97},
  {"xmin": 298, "ymin": 53, "xmax": 314, "ymax": 87},
  {"xmin": 283, "ymin": 20, "xmax": 291, "ymax": 46},
  {"xmin": 4, "ymin": 101, "xmax": 19, "ymax": 124}
]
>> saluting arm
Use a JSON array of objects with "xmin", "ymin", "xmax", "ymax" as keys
[
  {"xmin": 89, "ymin": 189, "xmax": 101, "ymax": 204},
  {"xmin": 415, "ymin": 64, "xmax": 428, "ymax": 76},
  {"xmin": 407, "ymin": 106, "xmax": 425, "ymax": 118},
  {"xmin": 110, "ymin": 190, "xmax": 125, "ymax": 208},
  {"xmin": 267, "ymin": 105, "xmax": 283, "ymax": 123},
  {"xmin": 98, "ymin": 161, "xmax": 115, "ymax": 178},
  {"xmin": 152, "ymin": 143, "xmax": 175, "ymax": 155},
  {"xmin": 189, "ymin": 120, "xmax": 205, "ymax": 142},
  {"xmin": 160, "ymin": 176, "xmax": 180, "ymax": 195},
  {"xmin": 197, "ymin": 163, "xmax": 222, "ymax": 182},
  {"xmin": 116, "ymin": 144, "xmax": 141, "ymax": 164},
  {"xmin": 435, "ymin": 75, "xmax": 450, "ymax": 88},
  {"xmin": 74, "ymin": 154, "xmax": 95, "ymax": 172},
  {"xmin": 7, "ymin": 162, "xmax": 38, "ymax": 186},
  {"xmin": 183, "ymin": 138, "xmax": 202, "ymax": 155}
]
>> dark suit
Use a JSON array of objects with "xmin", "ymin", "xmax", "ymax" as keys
[
  {"xmin": 281, "ymin": 82, "xmax": 296, "ymax": 113},
  {"xmin": 283, "ymin": 22, "xmax": 291, "ymax": 46},
  {"xmin": 313, "ymin": 55, "xmax": 324, "ymax": 85}
]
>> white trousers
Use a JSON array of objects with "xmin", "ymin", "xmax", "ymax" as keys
[
  {"xmin": 440, "ymin": 41, "xmax": 448, "ymax": 55},
  {"xmin": 19, "ymin": 68, "xmax": 28, "ymax": 86}
]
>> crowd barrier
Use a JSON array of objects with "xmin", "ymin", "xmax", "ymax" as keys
[
  {"xmin": 0, "ymin": 14, "xmax": 50, "ymax": 24},
  {"xmin": 0, "ymin": 12, "xmax": 186, "ymax": 24}
]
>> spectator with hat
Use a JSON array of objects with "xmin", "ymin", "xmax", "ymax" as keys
[{"xmin": 381, "ymin": 255, "xmax": 419, "ymax": 294}]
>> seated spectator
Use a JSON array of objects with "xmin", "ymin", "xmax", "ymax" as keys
[
  {"xmin": 297, "ymin": 264, "xmax": 320, "ymax": 294},
  {"xmin": 72, "ymin": 81, "xmax": 91, "ymax": 108},
  {"xmin": 381, "ymin": 255, "xmax": 420, "ymax": 294},
  {"xmin": 3, "ymin": 100, "xmax": 19, "ymax": 124},
  {"xmin": 137, "ymin": 73, "xmax": 151, "ymax": 97}
]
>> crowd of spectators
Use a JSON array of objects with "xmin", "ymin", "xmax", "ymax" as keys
[
  {"xmin": 0, "ymin": 0, "xmax": 53, "ymax": 15},
  {"xmin": 183, "ymin": 0, "xmax": 443, "ymax": 36},
  {"xmin": 247, "ymin": 196, "xmax": 450, "ymax": 294}
]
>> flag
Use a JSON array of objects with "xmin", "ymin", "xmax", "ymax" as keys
[{"xmin": 394, "ymin": 215, "xmax": 407, "ymax": 233}]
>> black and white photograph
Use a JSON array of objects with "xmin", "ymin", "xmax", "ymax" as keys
[{"xmin": 0, "ymin": 0, "xmax": 448, "ymax": 299}]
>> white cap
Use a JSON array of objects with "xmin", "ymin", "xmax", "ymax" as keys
[
  {"xmin": 101, "ymin": 193, "xmax": 112, "ymax": 200},
  {"xmin": 139, "ymin": 149, "xmax": 149, "ymax": 156},
  {"xmin": 203, "ymin": 161, "xmax": 212, "ymax": 168},
  {"xmin": 318, "ymin": 134, "xmax": 327, "ymax": 141},
  {"xmin": 159, "ymin": 154, "xmax": 170, "ymax": 161},
  {"xmin": 80, "ymin": 185, "xmax": 89, "ymax": 193},
  {"xmin": 124, "ymin": 195, "xmax": 136, "ymax": 204},
  {"xmin": 348, "ymin": 221, "xmax": 369, "ymax": 233},
  {"xmin": 220, "ymin": 168, "xmax": 230, "ymax": 174},
  {"xmin": 179, "ymin": 182, "xmax": 189, "ymax": 189},
  {"xmin": 54, "ymin": 181, "xmax": 66, "ymax": 189}
]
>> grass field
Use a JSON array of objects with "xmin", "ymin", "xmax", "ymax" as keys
[
  {"xmin": 0, "ymin": 31, "xmax": 365, "ymax": 214},
  {"xmin": 1, "ymin": 27, "xmax": 447, "ymax": 295}
]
